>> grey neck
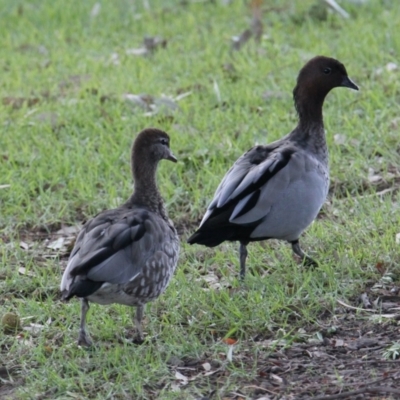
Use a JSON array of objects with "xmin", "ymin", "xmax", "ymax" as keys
[{"xmin": 127, "ymin": 159, "xmax": 168, "ymax": 220}]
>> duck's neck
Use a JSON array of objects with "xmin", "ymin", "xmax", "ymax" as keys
[
  {"xmin": 293, "ymin": 85, "xmax": 326, "ymax": 130},
  {"xmin": 290, "ymin": 89, "xmax": 328, "ymax": 163},
  {"xmin": 128, "ymin": 158, "xmax": 168, "ymax": 220}
]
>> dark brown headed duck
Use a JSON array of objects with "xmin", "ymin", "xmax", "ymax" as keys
[{"xmin": 188, "ymin": 56, "xmax": 358, "ymax": 278}]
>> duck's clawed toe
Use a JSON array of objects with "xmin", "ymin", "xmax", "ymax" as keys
[
  {"xmin": 117, "ymin": 329, "xmax": 146, "ymax": 345},
  {"xmin": 302, "ymin": 254, "xmax": 319, "ymax": 269},
  {"xmin": 290, "ymin": 240, "xmax": 319, "ymax": 269},
  {"xmin": 77, "ymin": 333, "xmax": 94, "ymax": 348},
  {"xmin": 131, "ymin": 336, "xmax": 145, "ymax": 345}
]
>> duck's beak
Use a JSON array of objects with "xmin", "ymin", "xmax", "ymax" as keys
[
  {"xmin": 166, "ymin": 149, "xmax": 178, "ymax": 163},
  {"xmin": 341, "ymin": 76, "xmax": 359, "ymax": 90}
]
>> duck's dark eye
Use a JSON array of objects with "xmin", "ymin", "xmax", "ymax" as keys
[
  {"xmin": 323, "ymin": 67, "xmax": 332, "ymax": 75},
  {"xmin": 160, "ymin": 138, "xmax": 168, "ymax": 146}
]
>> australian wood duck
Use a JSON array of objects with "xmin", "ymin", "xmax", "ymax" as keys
[
  {"xmin": 60, "ymin": 128, "xmax": 180, "ymax": 346},
  {"xmin": 188, "ymin": 56, "xmax": 358, "ymax": 278}
]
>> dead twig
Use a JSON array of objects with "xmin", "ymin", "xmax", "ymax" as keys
[{"xmin": 337, "ymin": 299, "xmax": 377, "ymax": 313}]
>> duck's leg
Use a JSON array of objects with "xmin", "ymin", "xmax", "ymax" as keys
[
  {"xmin": 133, "ymin": 305, "xmax": 144, "ymax": 341},
  {"xmin": 239, "ymin": 241, "xmax": 249, "ymax": 279},
  {"xmin": 78, "ymin": 298, "xmax": 93, "ymax": 347},
  {"xmin": 290, "ymin": 240, "xmax": 318, "ymax": 268}
]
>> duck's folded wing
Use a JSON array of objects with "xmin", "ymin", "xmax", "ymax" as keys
[
  {"xmin": 64, "ymin": 210, "xmax": 170, "ymax": 285},
  {"xmin": 200, "ymin": 147, "xmax": 295, "ymax": 226}
]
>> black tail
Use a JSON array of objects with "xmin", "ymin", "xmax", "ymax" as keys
[
  {"xmin": 187, "ymin": 229, "xmax": 227, "ymax": 247},
  {"xmin": 61, "ymin": 280, "xmax": 103, "ymax": 301}
]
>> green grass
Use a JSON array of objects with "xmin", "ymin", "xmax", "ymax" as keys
[{"xmin": 1, "ymin": 0, "xmax": 400, "ymax": 399}]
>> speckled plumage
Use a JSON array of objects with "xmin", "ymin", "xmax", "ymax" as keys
[
  {"xmin": 188, "ymin": 56, "xmax": 358, "ymax": 278},
  {"xmin": 60, "ymin": 128, "xmax": 179, "ymax": 346}
]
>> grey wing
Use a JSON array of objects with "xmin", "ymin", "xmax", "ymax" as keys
[
  {"xmin": 87, "ymin": 216, "xmax": 177, "ymax": 284},
  {"xmin": 61, "ymin": 209, "xmax": 176, "ymax": 294},
  {"xmin": 200, "ymin": 148, "xmax": 286, "ymax": 226}
]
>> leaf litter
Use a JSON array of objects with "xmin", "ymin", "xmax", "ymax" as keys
[
  {"xmin": 125, "ymin": 36, "xmax": 167, "ymax": 57},
  {"xmin": 123, "ymin": 91, "xmax": 190, "ymax": 117}
]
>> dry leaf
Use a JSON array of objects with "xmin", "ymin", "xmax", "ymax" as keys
[
  {"xmin": 19, "ymin": 241, "xmax": 29, "ymax": 250},
  {"xmin": 23, "ymin": 323, "xmax": 45, "ymax": 334},
  {"xmin": 175, "ymin": 91, "xmax": 191, "ymax": 102},
  {"xmin": 368, "ymin": 168, "xmax": 383, "ymax": 183},
  {"xmin": 204, "ymin": 369, "xmax": 220, "ymax": 377},
  {"xmin": 17, "ymin": 337, "xmax": 35, "ymax": 348},
  {"xmin": 18, "ymin": 267, "xmax": 36, "ymax": 277},
  {"xmin": 123, "ymin": 93, "xmax": 153, "ymax": 110},
  {"xmin": 56, "ymin": 225, "xmax": 81, "ymax": 236},
  {"xmin": 333, "ymin": 339, "xmax": 345, "ymax": 347},
  {"xmin": 375, "ymin": 261, "xmax": 386, "ymax": 274},
  {"xmin": 174, "ymin": 371, "xmax": 189, "ymax": 384},
  {"xmin": 153, "ymin": 96, "xmax": 178, "ymax": 112},
  {"xmin": 202, "ymin": 362, "xmax": 211, "ymax": 371},
  {"xmin": 46, "ymin": 237, "xmax": 65, "ymax": 250},
  {"xmin": 270, "ymin": 373, "xmax": 283, "ymax": 384}
]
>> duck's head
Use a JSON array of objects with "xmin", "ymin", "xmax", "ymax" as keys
[
  {"xmin": 133, "ymin": 128, "xmax": 177, "ymax": 164},
  {"xmin": 296, "ymin": 56, "xmax": 358, "ymax": 95},
  {"xmin": 293, "ymin": 56, "xmax": 358, "ymax": 120}
]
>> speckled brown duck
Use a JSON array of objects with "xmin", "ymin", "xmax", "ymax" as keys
[
  {"xmin": 61, "ymin": 128, "xmax": 180, "ymax": 346},
  {"xmin": 188, "ymin": 56, "xmax": 358, "ymax": 278}
]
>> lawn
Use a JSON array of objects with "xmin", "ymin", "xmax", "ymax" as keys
[{"xmin": 1, "ymin": 0, "xmax": 400, "ymax": 399}]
